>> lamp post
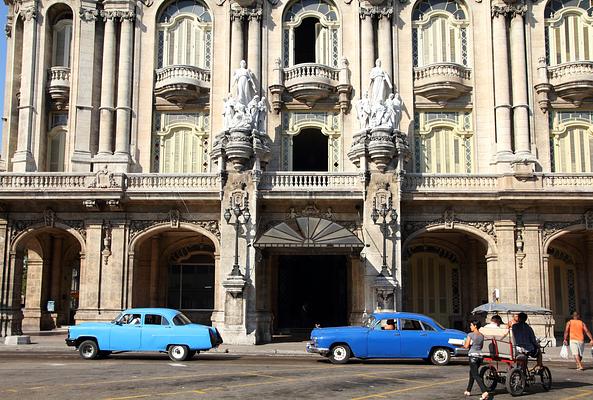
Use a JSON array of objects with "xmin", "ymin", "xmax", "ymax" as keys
[
  {"xmin": 224, "ymin": 198, "xmax": 251, "ymax": 277},
  {"xmin": 371, "ymin": 199, "xmax": 397, "ymax": 276}
]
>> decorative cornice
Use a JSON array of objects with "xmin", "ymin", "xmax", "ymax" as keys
[
  {"xmin": 359, "ymin": 6, "xmax": 393, "ymax": 20},
  {"xmin": 491, "ymin": 3, "xmax": 527, "ymax": 19},
  {"xmin": 230, "ymin": 7, "xmax": 262, "ymax": 21},
  {"xmin": 128, "ymin": 218, "xmax": 221, "ymax": 243},
  {"xmin": 9, "ymin": 214, "xmax": 87, "ymax": 244},
  {"xmin": 79, "ymin": 7, "xmax": 99, "ymax": 22},
  {"xmin": 402, "ymin": 217, "xmax": 497, "ymax": 244},
  {"xmin": 100, "ymin": 10, "xmax": 136, "ymax": 21}
]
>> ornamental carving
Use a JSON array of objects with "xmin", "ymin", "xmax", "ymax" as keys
[
  {"xmin": 230, "ymin": 7, "xmax": 262, "ymax": 21},
  {"xmin": 491, "ymin": 3, "xmax": 527, "ymax": 18},
  {"xmin": 9, "ymin": 217, "xmax": 87, "ymax": 244},
  {"xmin": 100, "ymin": 10, "xmax": 136, "ymax": 21},
  {"xmin": 5, "ymin": 23, "xmax": 12, "ymax": 37},
  {"xmin": 19, "ymin": 6, "xmax": 37, "ymax": 21},
  {"xmin": 128, "ymin": 219, "xmax": 221, "ymax": 243},
  {"xmin": 542, "ymin": 219, "xmax": 582, "ymax": 243},
  {"xmin": 87, "ymin": 166, "xmax": 119, "ymax": 189},
  {"xmin": 359, "ymin": 4, "xmax": 393, "ymax": 19},
  {"xmin": 402, "ymin": 218, "xmax": 497, "ymax": 243},
  {"xmin": 79, "ymin": 7, "xmax": 99, "ymax": 22}
]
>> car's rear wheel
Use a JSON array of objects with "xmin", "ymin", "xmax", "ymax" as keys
[
  {"xmin": 430, "ymin": 348, "xmax": 451, "ymax": 366},
  {"xmin": 79, "ymin": 340, "xmax": 99, "ymax": 360},
  {"xmin": 168, "ymin": 344, "xmax": 190, "ymax": 362},
  {"xmin": 329, "ymin": 344, "xmax": 351, "ymax": 364}
]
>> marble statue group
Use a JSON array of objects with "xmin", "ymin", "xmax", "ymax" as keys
[{"xmin": 356, "ymin": 59, "xmax": 402, "ymax": 132}]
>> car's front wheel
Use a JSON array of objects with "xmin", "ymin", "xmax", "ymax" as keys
[
  {"xmin": 168, "ymin": 344, "xmax": 190, "ymax": 362},
  {"xmin": 430, "ymin": 347, "xmax": 451, "ymax": 366},
  {"xmin": 328, "ymin": 344, "xmax": 351, "ymax": 364},
  {"xmin": 79, "ymin": 340, "xmax": 99, "ymax": 360}
]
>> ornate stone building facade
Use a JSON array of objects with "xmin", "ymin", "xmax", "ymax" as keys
[{"xmin": 1, "ymin": 0, "xmax": 592, "ymax": 343}]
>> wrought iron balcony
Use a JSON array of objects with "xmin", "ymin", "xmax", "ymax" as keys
[
  {"xmin": 47, "ymin": 67, "xmax": 71, "ymax": 110},
  {"xmin": 547, "ymin": 61, "xmax": 593, "ymax": 106},
  {"xmin": 270, "ymin": 59, "xmax": 352, "ymax": 112},
  {"xmin": 413, "ymin": 63, "xmax": 472, "ymax": 105},
  {"xmin": 154, "ymin": 65, "xmax": 211, "ymax": 106}
]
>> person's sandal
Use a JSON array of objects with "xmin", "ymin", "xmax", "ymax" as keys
[
  {"xmin": 481, "ymin": 392, "xmax": 490, "ymax": 400},
  {"xmin": 464, "ymin": 391, "xmax": 471, "ymax": 396}
]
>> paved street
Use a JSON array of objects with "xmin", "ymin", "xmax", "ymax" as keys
[{"xmin": 1, "ymin": 351, "xmax": 593, "ymax": 400}]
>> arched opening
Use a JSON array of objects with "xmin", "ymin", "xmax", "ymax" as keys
[
  {"xmin": 294, "ymin": 17, "xmax": 318, "ymax": 64},
  {"xmin": 132, "ymin": 227, "xmax": 217, "ymax": 325},
  {"xmin": 292, "ymin": 128, "xmax": 328, "ymax": 171},
  {"xmin": 403, "ymin": 229, "xmax": 489, "ymax": 330},
  {"xmin": 545, "ymin": 229, "xmax": 591, "ymax": 335},
  {"xmin": 13, "ymin": 227, "xmax": 82, "ymax": 331}
]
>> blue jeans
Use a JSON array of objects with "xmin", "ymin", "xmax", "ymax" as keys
[{"xmin": 467, "ymin": 356, "xmax": 488, "ymax": 393}]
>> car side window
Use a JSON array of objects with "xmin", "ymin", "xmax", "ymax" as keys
[
  {"xmin": 421, "ymin": 322, "xmax": 436, "ymax": 331},
  {"xmin": 121, "ymin": 313, "xmax": 141, "ymax": 325},
  {"xmin": 161, "ymin": 317, "xmax": 169, "ymax": 326},
  {"xmin": 400, "ymin": 319, "xmax": 423, "ymax": 330},
  {"xmin": 378, "ymin": 319, "xmax": 397, "ymax": 330},
  {"xmin": 144, "ymin": 314, "xmax": 163, "ymax": 325}
]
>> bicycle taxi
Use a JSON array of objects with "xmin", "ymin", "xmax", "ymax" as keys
[{"xmin": 472, "ymin": 303, "xmax": 553, "ymax": 396}]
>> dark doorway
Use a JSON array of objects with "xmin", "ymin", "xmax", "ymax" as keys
[
  {"xmin": 292, "ymin": 128, "xmax": 328, "ymax": 171},
  {"xmin": 294, "ymin": 17, "xmax": 317, "ymax": 64},
  {"xmin": 276, "ymin": 255, "xmax": 347, "ymax": 335}
]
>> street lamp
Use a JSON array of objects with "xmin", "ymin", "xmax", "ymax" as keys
[
  {"xmin": 371, "ymin": 198, "xmax": 397, "ymax": 276},
  {"xmin": 224, "ymin": 198, "xmax": 251, "ymax": 277}
]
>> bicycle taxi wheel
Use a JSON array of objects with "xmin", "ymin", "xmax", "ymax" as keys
[
  {"xmin": 479, "ymin": 365, "xmax": 498, "ymax": 391},
  {"xmin": 505, "ymin": 367, "xmax": 526, "ymax": 396},
  {"xmin": 539, "ymin": 366, "xmax": 552, "ymax": 391}
]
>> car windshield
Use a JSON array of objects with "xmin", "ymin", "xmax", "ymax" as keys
[
  {"xmin": 430, "ymin": 319, "xmax": 445, "ymax": 330},
  {"xmin": 111, "ymin": 312, "xmax": 124, "ymax": 323},
  {"xmin": 172, "ymin": 312, "xmax": 192, "ymax": 326},
  {"xmin": 364, "ymin": 315, "xmax": 377, "ymax": 328}
]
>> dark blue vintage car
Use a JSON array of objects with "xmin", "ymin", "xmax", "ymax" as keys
[
  {"xmin": 66, "ymin": 308, "xmax": 223, "ymax": 361},
  {"xmin": 306, "ymin": 312, "xmax": 467, "ymax": 365}
]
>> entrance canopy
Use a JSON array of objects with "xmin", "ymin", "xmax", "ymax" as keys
[{"xmin": 255, "ymin": 217, "xmax": 363, "ymax": 248}]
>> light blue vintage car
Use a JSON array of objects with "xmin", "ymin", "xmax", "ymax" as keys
[
  {"xmin": 66, "ymin": 308, "xmax": 223, "ymax": 361},
  {"xmin": 307, "ymin": 312, "xmax": 467, "ymax": 365}
]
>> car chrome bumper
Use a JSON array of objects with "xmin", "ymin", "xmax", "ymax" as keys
[
  {"xmin": 306, "ymin": 342, "xmax": 329, "ymax": 355},
  {"xmin": 65, "ymin": 338, "xmax": 76, "ymax": 347},
  {"xmin": 453, "ymin": 347, "xmax": 468, "ymax": 357}
]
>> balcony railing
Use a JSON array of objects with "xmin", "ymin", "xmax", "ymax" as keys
[
  {"xmin": 0, "ymin": 173, "xmax": 91, "ymax": 190},
  {"xmin": 126, "ymin": 173, "xmax": 219, "ymax": 191},
  {"xmin": 546, "ymin": 61, "xmax": 593, "ymax": 105},
  {"xmin": 413, "ymin": 62, "xmax": 472, "ymax": 104},
  {"xmin": 47, "ymin": 66, "xmax": 71, "ymax": 110},
  {"xmin": 260, "ymin": 172, "xmax": 362, "ymax": 192},
  {"xmin": 154, "ymin": 65, "xmax": 211, "ymax": 105},
  {"xmin": 542, "ymin": 173, "xmax": 593, "ymax": 189},
  {"xmin": 402, "ymin": 174, "xmax": 498, "ymax": 192}
]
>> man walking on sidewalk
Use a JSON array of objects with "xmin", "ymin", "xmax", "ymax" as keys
[{"xmin": 564, "ymin": 311, "xmax": 593, "ymax": 371}]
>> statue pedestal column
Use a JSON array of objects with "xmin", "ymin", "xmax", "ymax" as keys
[{"xmin": 368, "ymin": 127, "xmax": 395, "ymax": 172}]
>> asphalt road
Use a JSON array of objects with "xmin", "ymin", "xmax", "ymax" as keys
[{"xmin": 1, "ymin": 351, "xmax": 592, "ymax": 400}]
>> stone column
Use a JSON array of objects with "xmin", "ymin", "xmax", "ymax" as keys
[
  {"xmin": 76, "ymin": 221, "xmax": 102, "ymax": 322},
  {"xmin": 71, "ymin": 6, "xmax": 100, "ymax": 171},
  {"xmin": 510, "ymin": 6, "xmax": 531, "ymax": 157},
  {"xmin": 97, "ymin": 13, "xmax": 117, "ymax": 156},
  {"xmin": 492, "ymin": 221, "xmax": 518, "ymax": 303},
  {"xmin": 149, "ymin": 236, "xmax": 159, "ymax": 307},
  {"xmin": 377, "ymin": 11, "xmax": 393, "ymax": 84},
  {"xmin": 360, "ymin": 10, "xmax": 374, "ymax": 90},
  {"xmin": 12, "ymin": 5, "xmax": 38, "ymax": 172},
  {"xmin": 114, "ymin": 12, "xmax": 135, "ymax": 165},
  {"xmin": 247, "ymin": 10, "xmax": 262, "ymax": 89},
  {"xmin": 491, "ymin": 5, "xmax": 513, "ymax": 163},
  {"xmin": 22, "ymin": 256, "xmax": 43, "ymax": 331},
  {"xmin": 230, "ymin": 11, "xmax": 244, "ymax": 81}
]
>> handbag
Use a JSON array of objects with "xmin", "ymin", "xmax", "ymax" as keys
[{"xmin": 560, "ymin": 344, "xmax": 569, "ymax": 359}]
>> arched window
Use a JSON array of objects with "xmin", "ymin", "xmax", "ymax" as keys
[
  {"xmin": 52, "ymin": 19, "xmax": 72, "ymax": 67},
  {"xmin": 157, "ymin": 0, "xmax": 212, "ymax": 69},
  {"xmin": 413, "ymin": 112, "xmax": 473, "ymax": 173},
  {"xmin": 545, "ymin": 0, "xmax": 593, "ymax": 66},
  {"xmin": 550, "ymin": 111, "xmax": 593, "ymax": 172},
  {"xmin": 412, "ymin": 0, "xmax": 469, "ymax": 68},
  {"xmin": 283, "ymin": 0, "xmax": 340, "ymax": 67}
]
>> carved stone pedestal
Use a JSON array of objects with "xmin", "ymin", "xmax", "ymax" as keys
[
  {"xmin": 373, "ymin": 273, "xmax": 397, "ymax": 312},
  {"xmin": 368, "ymin": 127, "xmax": 395, "ymax": 172},
  {"xmin": 226, "ymin": 128, "xmax": 253, "ymax": 171}
]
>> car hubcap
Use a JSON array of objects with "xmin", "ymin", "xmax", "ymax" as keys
[
  {"xmin": 333, "ymin": 347, "xmax": 346, "ymax": 361},
  {"xmin": 173, "ymin": 347, "xmax": 184, "ymax": 359},
  {"xmin": 82, "ymin": 345, "xmax": 93, "ymax": 357},
  {"xmin": 434, "ymin": 350, "xmax": 447, "ymax": 362}
]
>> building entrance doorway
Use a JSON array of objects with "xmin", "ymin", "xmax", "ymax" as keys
[{"xmin": 276, "ymin": 255, "xmax": 347, "ymax": 334}]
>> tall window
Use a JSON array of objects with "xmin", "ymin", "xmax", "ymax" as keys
[
  {"xmin": 550, "ymin": 111, "xmax": 593, "ymax": 172},
  {"xmin": 47, "ymin": 127, "xmax": 66, "ymax": 172},
  {"xmin": 283, "ymin": 0, "xmax": 340, "ymax": 67},
  {"xmin": 545, "ymin": 0, "xmax": 593, "ymax": 66},
  {"xmin": 412, "ymin": 0, "xmax": 469, "ymax": 68},
  {"xmin": 157, "ymin": 0, "xmax": 212, "ymax": 69},
  {"xmin": 413, "ymin": 112, "xmax": 473, "ymax": 173},
  {"xmin": 52, "ymin": 19, "xmax": 72, "ymax": 67}
]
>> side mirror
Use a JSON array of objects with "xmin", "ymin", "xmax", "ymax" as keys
[{"xmin": 116, "ymin": 321, "xmax": 123, "ymax": 326}]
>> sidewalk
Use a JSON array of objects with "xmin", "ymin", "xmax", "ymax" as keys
[{"xmin": 0, "ymin": 332, "xmax": 582, "ymax": 362}]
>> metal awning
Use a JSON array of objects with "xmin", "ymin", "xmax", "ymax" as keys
[{"xmin": 255, "ymin": 217, "xmax": 364, "ymax": 248}]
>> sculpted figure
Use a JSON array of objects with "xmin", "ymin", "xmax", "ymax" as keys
[
  {"xmin": 368, "ymin": 59, "xmax": 393, "ymax": 104},
  {"xmin": 232, "ymin": 60, "xmax": 257, "ymax": 106},
  {"xmin": 370, "ymin": 100, "xmax": 386, "ymax": 128},
  {"xmin": 356, "ymin": 92, "xmax": 371, "ymax": 130},
  {"xmin": 247, "ymin": 95, "xmax": 260, "ymax": 128},
  {"xmin": 391, "ymin": 92, "xmax": 402, "ymax": 131},
  {"xmin": 222, "ymin": 93, "xmax": 236, "ymax": 130},
  {"xmin": 257, "ymin": 96, "xmax": 268, "ymax": 133}
]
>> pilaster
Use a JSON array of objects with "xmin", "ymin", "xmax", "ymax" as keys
[
  {"xmin": 76, "ymin": 220, "xmax": 102, "ymax": 322},
  {"xmin": 491, "ymin": 220, "xmax": 518, "ymax": 302}
]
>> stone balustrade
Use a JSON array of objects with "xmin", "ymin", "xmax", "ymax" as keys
[
  {"xmin": 413, "ymin": 62, "xmax": 472, "ymax": 105},
  {"xmin": 260, "ymin": 172, "xmax": 362, "ymax": 192},
  {"xmin": 154, "ymin": 65, "xmax": 211, "ymax": 105},
  {"xmin": 126, "ymin": 173, "xmax": 219, "ymax": 191},
  {"xmin": 546, "ymin": 61, "xmax": 593, "ymax": 106},
  {"xmin": 284, "ymin": 63, "xmax": 340, "ymax": 83},
  {"xmin": 0, "ymin": 173, "xmax": 91, "ymax": 190},
  {"xmin": 47, "ymin": 66, "xmax": 71, "ymax": 110},
  {"xmin": 402, "ymin": 174, "xmax": 498, "ymax": 192},
  {"xmin": 542, "ymin": 174, "xmax": 593, "ymax": 189}
]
